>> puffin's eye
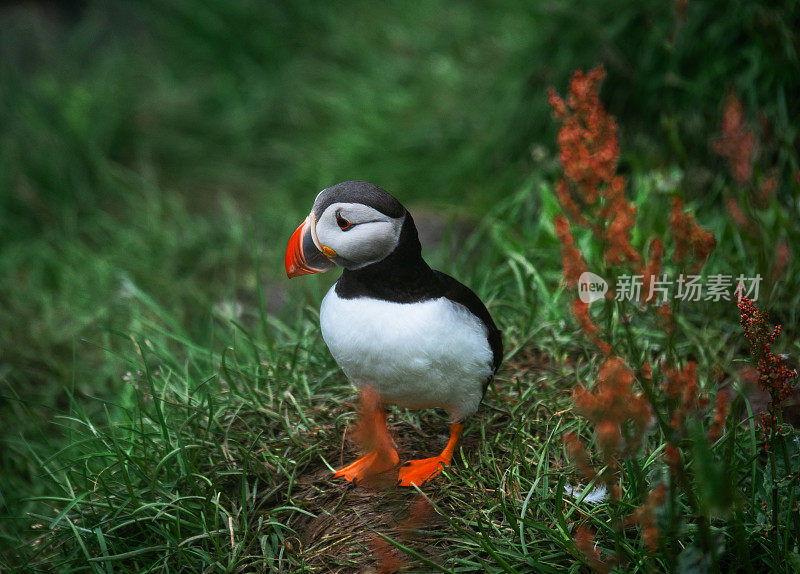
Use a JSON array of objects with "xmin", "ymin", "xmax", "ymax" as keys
[{"xmin": 336, "ymin": 215, "xmax": 352, "ymax": 230}]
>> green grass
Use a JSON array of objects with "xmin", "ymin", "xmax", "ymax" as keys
[
  {"xmin": 4, "ymin": 176, "xmax": 798, "ymax": 571},
  {"xmin": 2, "ymin": 0, "xmax": 800, "ymax": 571}
]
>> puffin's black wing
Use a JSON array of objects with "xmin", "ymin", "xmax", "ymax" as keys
[{"xmin": 434, "ymin": 271, "xmax": 503, "ymax": 374}]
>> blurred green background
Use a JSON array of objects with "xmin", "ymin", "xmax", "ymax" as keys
[{"xmin": 1, "ymin": 0, "xmax": 798, "ymax": 564}]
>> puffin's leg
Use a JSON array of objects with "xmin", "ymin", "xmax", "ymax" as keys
[
  {"xmin": 333, "ymin": 388, "xmax": 399, "ymax": 483},
  {"xmin": 398, "ymin": 422, "xmax": 464, "ymax": 487}
]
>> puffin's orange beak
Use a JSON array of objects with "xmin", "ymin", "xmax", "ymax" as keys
[{"xmin": 285, "ymin": 216, "xmax": 335, "ymax": 278}]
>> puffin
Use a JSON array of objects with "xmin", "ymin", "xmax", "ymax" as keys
[{"xmin": 285, "ymin": 181, "xmax": 502, "ymax": 486}]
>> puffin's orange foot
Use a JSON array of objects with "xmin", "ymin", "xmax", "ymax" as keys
[
  {"xmin": 333, "ymin": 449, "xmax": 399, "ymax": 483},
  {"xmin": 397, "ymin": 456, "xmax": 449, "ymax": 487}
]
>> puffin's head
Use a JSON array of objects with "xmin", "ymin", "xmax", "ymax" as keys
[{"xmin": 285, "ymin": 181, "xmax": 407, "ymax": 277}]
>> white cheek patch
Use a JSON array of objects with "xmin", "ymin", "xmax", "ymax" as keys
[
  {"xmin": 314, "ymin": 203, "xmax": 404, "ymax": 268},
  {"xmin": 335, "ymin": 220, "xmax": 402, "ymax": 266}
]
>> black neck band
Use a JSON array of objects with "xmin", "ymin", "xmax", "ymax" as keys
[{"xmin": 334, "ymin": 213, "xmax": 441, "ymax": 303}]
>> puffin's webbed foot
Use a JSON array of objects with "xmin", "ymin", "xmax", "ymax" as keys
[
  {"xmin": 398, "ymin": 422, "xmax": 464, "ymax": 487},
  {"xmin": 333, "ymin": 448, "xmax": 399, "ymax": 483},
  {"xmin": 397, "ymin": 455, "xmax": 449, "ymax": 486},
  {"xmin": 332, "ymin": 386, "xmax": 399, "ymax": 484}
]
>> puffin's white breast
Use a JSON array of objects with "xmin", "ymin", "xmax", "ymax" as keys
[{"xmin": 319, "ymin": 286, "xmax": 494, "ymax": 421}]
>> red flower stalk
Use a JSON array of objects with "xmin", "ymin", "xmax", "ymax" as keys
[
  {"xmin": 596, "ymin": 420, "xmax": 622, "ymax": 456},
  {"xmin": 601, "ymin": 180, "xmax": 640, "ymax": 267},
  {"xmin": 642, "ymin": 362, "xmax": 652, "ymax": 382},
  {"xmin": 727, "ymin": 197, "xmax": 755, "ymax": 233},
  {"xmin": 370, "ymin": 494, "xmax": 436, "ymax": 573},
  {"xmin": 573, "ymin": 299, "xmax": 612, "ymax": 356},
  {"xmin": 708, "ymin": 390, "xmax": 728, "ymax": 442},
  {"xmin": 555, "ymin": 215, "xmax": 588, "ymax": 287},
  {"xmin": 757, "ymin": 173, "xmax": 778, "ymax": 207},
  {"xmin": 641, "ymin": 238, "xmax": 664, "ymax": 303},
  {"xmin": 736, "ymin": 290, "xmax": 798, "ymax": 436},
  {"xmin": 713, "ymin": 94, "xmax": 755, "ymax": 184},
  {"xmin": 656, "ymin": 302, "xmax": 675, "ymax": 335},
  {"xmin": 625, "ymin": 484, "xmax": 667, "ymax": 552},
  {"xmin": 664, "ymin": 444, "xmax": 680, "ymax": 476},
  {"xmin": 549, "ymin": 65, "xmax": 639, "ymax": 268},
  {"xmin": 574, "ymin": 525, "xmax": 610, "ymax": 574},
  {"xmin": 549, "ymin": 66, "xmax": 619, "ymax": 204},
  {"xmin": 663, "ymin": 361, "xmax": 698, "ymax": 401},
  {"xmin": 371, "ymin": 536, "xmax": 405, "ymax": 574},
  {"xmin": 772, "ymin": 239, "xmax": 790, "ymax": 281},
  {"xmin": 564, "ymin": 431, "xmax": 597, "ymax": 480},
  {"xmin": 670, "ymin": 198, "xmax": 716, "ymax": 272},
  {"xmin": 398, "ymin": 495, "xmax": 435, "ymax": 537},
  {"xmin": 556, "ymin": 179, "xmax": 589, "ymax": 225},
  {"xmin": 663, "ymin": 361, "xmax": 699, "ymax": 431},
  {"xmin": 574, "ymin": 357, "xmax": 651, "ymax": 462}
]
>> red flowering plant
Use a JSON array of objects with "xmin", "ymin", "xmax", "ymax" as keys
[
  {"xmin": 735, "ymin": 288, "xmax": 799, "ymax": 558},
  {"xmin": 736, "ymin": 290, "xmax": 797, "ymax": 442},
  {"xmin": 549, "ymin": 66, "xmax": 742, "ymax": 570},
  {"xmin": 710, "ymin": 94, "xmax": 800, "ymax": 564},
  {"xmin": 715, "ymin": 94, "xmax": 794, "ymax": 295}
]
